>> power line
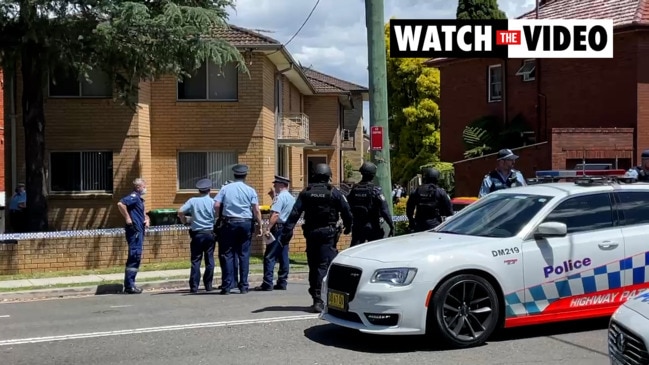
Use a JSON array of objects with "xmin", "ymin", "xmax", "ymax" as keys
[{"xmin": 268, "ymin": 0, "xmax": 320, "ymax": 56}]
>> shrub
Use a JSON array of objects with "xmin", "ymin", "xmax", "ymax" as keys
[{"xmin": 393, "ymin": 197, "xmax": 410, "ymax": 236}]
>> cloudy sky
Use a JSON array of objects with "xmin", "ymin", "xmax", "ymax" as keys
[{"xmin": 227, "ymin": 0, "xmax": 537, "ymax": 131}]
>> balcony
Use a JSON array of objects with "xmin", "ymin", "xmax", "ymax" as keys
[
  {"xmin": 341, "ymin": 129, "xmax": 355, "ymax": 150},
  {"xmin": 277, "ymin": 113, "xmax": 311, "ymax": 146}
]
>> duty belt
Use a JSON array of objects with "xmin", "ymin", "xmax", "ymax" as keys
[
  {"xmin": 223, "ymin": 217, "xmax": 252, "ymax": 222},
  {"xmin": 191, "ymin": 229, "xmax": 214, "ymax": 235}
]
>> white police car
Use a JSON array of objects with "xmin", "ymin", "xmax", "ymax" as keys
[
  {"xmin": 321, "ymin": 170, "xmax": 649, "ymax": 348},
  {"xmin": 608, "ymin": 291, "xmax": 649, "ymax": 365}
]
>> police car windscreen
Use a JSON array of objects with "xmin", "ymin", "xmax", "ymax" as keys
[{"xmin": 435, "ymin": 194, "xmax": 553, "ymax": 238}]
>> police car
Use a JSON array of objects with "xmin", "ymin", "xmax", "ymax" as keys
[
  {"xmin": 608, "ymin": 291, "xmax": 649, "ymax": 365},
  {"xmin": 321, "ymin": 169, "xmax": 649, "ymax": 349}
]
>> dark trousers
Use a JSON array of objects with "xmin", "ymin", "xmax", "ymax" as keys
[
  {"xmin": 261, "ymin": 224, "xmax": 293, "ymax": 289},
  {"xmin": 9, "ymin": 210, "xmax": 26, "ymax": 233},
  {"xmin": 304, "ymin": 226, "xmax": 338, "ymax": 304},
  {"xmin": 189, "ymin": 231, "xmax": 216, "ymax": 291},
  {"xmin": 124, "ymin": 225, "xmax": 144, "ymax": 289},
  {"xmin": 350, "ymin": 223, "xmax": 384, "ymax": 247},
  {"xmin": 218, "ymin": 219, "xmax": 252, "ymax": 292},
  {"xmin": 413, "ymin": 219, "xmax": 442, "ymax": 232}
]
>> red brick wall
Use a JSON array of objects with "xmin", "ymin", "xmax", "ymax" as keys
[
  {"xmin": 0, "ymin": 68, "xmax": 4, "ymax": 192},
  {"xmin": 551, "ymin": 128, "xmax": 634, "ymax": 169},
  {"xmin": 637, "ymin": 31, "xmax": 649, "ymax": 163}
]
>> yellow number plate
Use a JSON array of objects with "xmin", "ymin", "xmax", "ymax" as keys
[{"xmin": 327, "ymin": 290, "xmax": 347, "ymax": 311}]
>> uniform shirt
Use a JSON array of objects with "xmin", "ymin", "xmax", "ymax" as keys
[
  {"xmin": 120, "ymin": 191, "xmax": 146, "ymax": 227},
  {"xmin": 626, "ymin": 167, "xmax": 649, "ymax": 181},
  {"xmin": 214, "ymin": 180, "xmax": 259, "ymax": 219},
  {"xmin": 180, "ymin": 195, "xmax": 215, "ymax": 231},
  {"xmin": 9, "ymin": 191, "xmax": 26, "ymax": 211},
  {"xmin": 271, "ymin": 189, "xmax": 296, "ymax": 223},
  {"xmin": 478, "ymin": 170, "xmax": 527, "ymax": 198}
]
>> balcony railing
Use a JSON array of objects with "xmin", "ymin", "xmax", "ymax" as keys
[{"xmin": 277, "ymin": 113, "xmax": 309, "ymax": 143}]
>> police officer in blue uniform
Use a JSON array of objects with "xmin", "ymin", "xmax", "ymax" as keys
[
  {"xmin": 347, "ymin": 162, "xmax": 394, "ymax": 246},
  {"xmin": 282, "ymin": 163, "xmax": 353, "ymax": 312},
  {"xmin": 406, "ymin": 167, "xmax": 453, "ymax": 232},
  {"xmin": 215, "ymin": 180, "xmax": 240, "ymax": 291},
  {"xmin": 214, "ymin": 164, "xmax": 263, "ymax": 295},
  {"xmin": 117, "ymin": 178, "xmax": 149, "ymax": 294},
  {"xmin": 8, "ymin": 183, "xmax": 27, "ymax": 233},
  {"xmin": 478, "ymin": 148, "xmax": 527, "ymax": 198},
  {"xmin": 178, "ymin": 178, "xmax": 217, "ymax": 293},
  {"xmin": 254, "ymin": 175, "xmax": 296, "ymax": 291},
  {"xmin": 626, "ymin": 149, "xmax": 649, "ymax": 182}
]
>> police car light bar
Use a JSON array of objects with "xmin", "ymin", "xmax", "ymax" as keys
[{"xmin": 535, "ymin": 169, "xmax": 627, "ymax": 177}]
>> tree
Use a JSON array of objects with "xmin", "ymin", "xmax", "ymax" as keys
[
  {"xmin": 0, "ymin": 0, "xmax": 245, "ymax": 231},
  {"xmin": 384, "ymin": 21, "xmax": 441, "ymax": 184},
  {"xmin": 456, "ymin": 0, "xmax": 507, "ymax": 20}
]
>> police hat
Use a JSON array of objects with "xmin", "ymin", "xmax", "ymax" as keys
[
  {"xmin": 196, "ymin": 178, "xmax": 212, "ymax": 190},
  {"xmin": 497, "ymin": 148, "xmax": 519, "ymax": 161},
  {"xmin": 642, "ymin": 149, "xmax": 649, "ymax": 159},
  {"xmin": 232, "ymin": 164, "xmax": 249, "ymax": 175},
  {"xmin": 272, "ymin": 175, "xmax": 290, "ymax": 185}
]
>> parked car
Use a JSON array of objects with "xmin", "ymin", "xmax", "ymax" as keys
[
  {"xmin": 321, "ymin": 172, "xmax": 649, "ymax": 348},
  {"xmin": 608, "ymin": 291, "xmax": 649, "ymax": 365}
]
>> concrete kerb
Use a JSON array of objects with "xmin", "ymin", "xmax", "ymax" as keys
[{"xmin": 0, "ymin": 272, "xmax": 310, "ymax": 302}]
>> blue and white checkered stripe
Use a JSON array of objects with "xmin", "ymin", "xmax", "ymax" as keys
[
  {"xmin": 0, "ymin": 215, "xmax": 411, "ymax": 241},
  {"xmin": 504, "ymin": 251, "xmax": 649, "ymax": 317}
]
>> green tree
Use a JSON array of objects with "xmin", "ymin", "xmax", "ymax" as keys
[
  {"xmin": 384, "ymin": 22, "xmax": 441, "ymax": 184},
  {"xmin": 456, "ymin": 0, "xmax": 508, "ymax": 19},
  {"xmin": 0, "ymin": 0, "xmax": 245, "ymax": 231}
]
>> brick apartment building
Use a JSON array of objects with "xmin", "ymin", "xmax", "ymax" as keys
[
  {"xmin": 2, "ymin": 25, "xmax": 368, "ymax": 231},
  {"xmin": 425, "ymin": 0, "xmax": 649, "ymax": 196}
]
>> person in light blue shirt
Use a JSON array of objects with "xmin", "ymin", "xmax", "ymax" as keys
[
  {"xmin": 9, "ymin": 183, "xmax": 27, "ymax": 233},
  {"xmin": 254, "ymin": 175, "xmax": 296, "ymax": 291},
  {"xmin": 178, "ymin": 178, "xmax": 217, "ymax": 293},
  {"xmin": 214, "ymin": 164, "xmax": 263, "ymax": 295},
  {"xmin": 478, "ymin": 149, "xmax": 527, "ymax": 198}
]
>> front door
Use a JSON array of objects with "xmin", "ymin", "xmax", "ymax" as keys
[
  {"xmin": 520, "ymin": 192, "xmax": 624, "ymax": 319},
  {"xmin": 307, "ymin": 156, "xmax": 327, "ymax": 184}
]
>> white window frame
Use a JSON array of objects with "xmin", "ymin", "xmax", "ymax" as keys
[
  {"xmin": 48, "ymin": 150, "xmax": 114, "ymax": 194},
  {"xmin": 488, "ymin": 64, "xmax": 503, "ymax": 103},
  {"xmin": 176, "ymin": 61, "xmax": 239, "ymax": 102},
  {"xmin": 176, "ymin": 151, "xmax": 238, "ymax": 191},
  {"xmin": 516, "ymin": 59, "xmax": 536, "ymax": 82},
  {"xmin": 47, "ymin": 68, "xmax": 113, "ymax": 98}
]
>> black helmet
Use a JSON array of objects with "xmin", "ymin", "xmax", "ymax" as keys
[
  {"xmin": 359, "ymin": 161, "xmax": 377, "ymax": 176},
  {"xmin": 422, "ymin": 167, "xmax": 440, "ymax": 183},
  {"xmin": 312, "ymin": 163, "xmax": 332, "ymax": 182}
]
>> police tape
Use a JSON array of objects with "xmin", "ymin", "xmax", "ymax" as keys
[{"xmin": 0, "ymin": 215, "xmax": 412, "ymax": 241}]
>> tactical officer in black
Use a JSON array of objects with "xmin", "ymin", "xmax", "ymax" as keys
[
  {"xmin": 627, "ymin": 149, "xmax": 649, "ymax": 182},
  {"xmin": 406, "ymin": 167, "xmax": 453, "ymax": 232},
  {"xmin": 282, "ymin": 163, "xmax": 353, "ymax": 313},
  {"xmin": 347, "ymin": 162, "xmax": 394, "ymax": 246}
]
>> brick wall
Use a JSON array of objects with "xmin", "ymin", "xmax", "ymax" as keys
[
  {"xmin": 304, "ymin": 95, "xmax": 341, "ymax": 183},
  {"xmin": 0, "ymin": 225, "xmax": 352, "ymax": 275},
  {"xmin": 637, "ymin": 31, "xmax": 649, "ymax": 163},
  {"xmin": 551, "ymin": 128, "xmax": 634, "ymax": 169},
  {"xmin": 342, "ymin": 94, "xmax": 364, "ymax": 179}
]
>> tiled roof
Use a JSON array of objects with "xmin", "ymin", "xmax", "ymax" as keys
[
  {"xmin": 212, "ymin": 25, "xmax": 280, "ymax": 46},
  {"xmin": 302, "ymin": 68, "xmax": 368, "ymax": 94},
  {"xmin": 518, "ymin": 0, "xmax": 649, "ymax": 26}
]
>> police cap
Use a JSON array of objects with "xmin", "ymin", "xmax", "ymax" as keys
[
  {"xmin": 232, "ymin": 164, "xmax": 249, "ymax": 175},
  {"xmin": 196, "ymin": 178, "xmax": 212, "ymax": 190},
  {"xmin": 358, "ymin": 161, "xmax": 377, "ymax": 175},
  {"xmin": 272, "ymin": 175, "xmax": 290, "ymax": 185},
  {"xmin": 642, "ymin": 149, "xmax": 649, "ymax": 159},
  {"xmin": 497, "ymin": 149, "xmax": 519, "ymax": 160}
]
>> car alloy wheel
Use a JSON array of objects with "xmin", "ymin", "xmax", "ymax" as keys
[{"xmin": 429, "ymin": 274, "xmax": 500, "ymax": 348}]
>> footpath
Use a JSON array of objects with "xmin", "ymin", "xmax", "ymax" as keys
[{"xmin": 0, "ymin": 264, "xmax": 310, "ymax": 302}]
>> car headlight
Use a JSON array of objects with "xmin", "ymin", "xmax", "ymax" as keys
[{"xmin": 370, "ymin": 268, "xmax": 417, "ymax": 286}]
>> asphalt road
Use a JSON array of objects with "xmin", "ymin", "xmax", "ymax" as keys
[{"xmin": 0, "ymin": 280, "xmax": 611, "ymax": 365}]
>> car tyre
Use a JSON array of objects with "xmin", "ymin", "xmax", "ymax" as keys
[{"xmin": 427, "ymin": 273, "xmax": 500, "ymax": 349}]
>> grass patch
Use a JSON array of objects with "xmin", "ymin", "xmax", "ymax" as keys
[{"xmin": 0, "ymin": 253, "xmax": 308, "ymax": 282}]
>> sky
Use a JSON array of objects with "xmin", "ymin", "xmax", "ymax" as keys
[{"xmin": 227, "ymin": 0, "xmax": 538, "ymax": 132}]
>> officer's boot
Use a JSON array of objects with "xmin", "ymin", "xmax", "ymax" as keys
[{"xmin": 311, "ymin": 289, "xmax": 324, "ymax": 313}]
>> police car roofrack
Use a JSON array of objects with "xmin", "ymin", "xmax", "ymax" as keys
[{"xmin": 532, "ymin": 170, "xmax": 636, "ymax": 186}]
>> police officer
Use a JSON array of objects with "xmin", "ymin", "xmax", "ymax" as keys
[
  {"xmin": 626, "ymin": 149, "xmax": 649, "ymax": 182},
  {"xmin": 215, "ymin": 179, "xmax": 240, "ymax": 291},
  {"xmin": 478, "ymin": 148, "xmax": 527, "ymax": 198},
  {"xmin": 8, "ymin": 183, "xmax": 26, "ymax": 233},
  {"xmin": 214, "ymin": 165, "xmax": 263, "ymax": 295},
  {"xmin": 282, "ymin": 163, "xmax": 353, "ymax": 312},
  {"xmin": 254, "ymin": 175, "xmax": 296, "ymax": 291},
  {"xmin": 116, "ymin": 178, "xmax": 149, "ymax": 294},
  {"xmin": 178, "ymin": 178, "xmax": 217, "ymax": 293},
  {"xmin": 406, "ymin": 168, "xmax": 453, "ymax": 232},
  {"xmin": 347, "ymin": 162, "xmax": 394, "ymax": 246}
]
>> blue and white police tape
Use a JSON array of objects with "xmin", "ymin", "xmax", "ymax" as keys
[{"xmin": 0, "ymin": 215, "xmax": 411, "ymax": 241}]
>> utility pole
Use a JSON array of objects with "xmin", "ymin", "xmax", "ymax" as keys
[{"xmin": 365, "ymin": 0, "xmax": 393, "ymax": 216}]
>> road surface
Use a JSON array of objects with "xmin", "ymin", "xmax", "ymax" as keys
[{"xmin": 0, "ymin": 280, "xmax": 611, "ymax": 364}]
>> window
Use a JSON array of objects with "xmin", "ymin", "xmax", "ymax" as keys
[
  {"xmin": 50, "ymin": 151, "xmax": 113, "ymax": 193},
  {"xmin": 177, "ymin": 151, "xmax": 237, "ymax": 190},
  {"xmin": 543, "ymin": 193, "xmax": 614, "ymax": 234},
  {"xmin": 177, "ymin": 61, "xmax": 238, "ymax": 101},
  {"xmin": 435, "ymin": 193, "xmax": 553, "ymax": 238},
  {"xmin": 617, "ymin": 191, "xmax": 649, "ymax": 226},
  {"xmin": 277, "ymin": 146, "xmax": 289, "ymax": 177},
  {"xmin": 488, "ymin": 64, "xmax": 502, "ymax": 102},
  {"xmin": 515, "ymin": 59, "xmax": 536, "ymax": 82},
  {"xmin": 48, "ymin": 68, "xmax": 113, "ymax": 97}
]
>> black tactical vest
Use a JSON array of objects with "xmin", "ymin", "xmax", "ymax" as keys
[
  {"xmin": 488, "ymin": 170, "xmax": 519, "ymax": 193},
  {"xmin": 635, "ymin": 166, "xmax": 649, "ymax": 181},
  {"xmin": 415, "ymin": 184, "xmax": 441, "ymax": 220},
  {"xmin": 303, "ymin": 183, "xmax": 338, "ymax": 227},
  {"xmin": 347, "ymin": 182, "xmax": 375, "ymax": 222}
]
